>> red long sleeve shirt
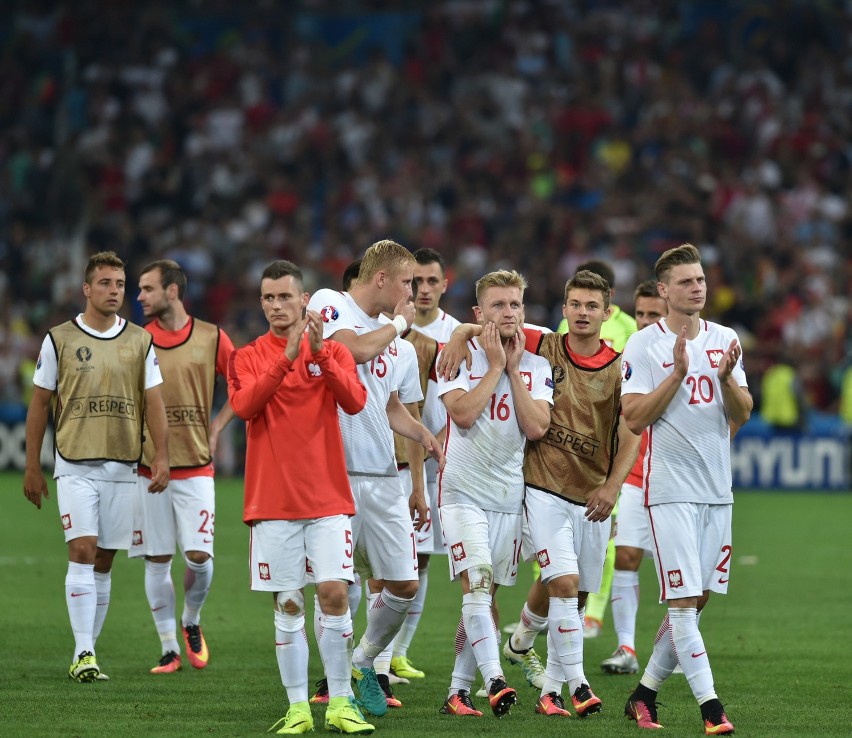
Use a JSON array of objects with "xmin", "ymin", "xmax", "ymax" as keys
[{"xmin": 228, "ymin": 332, "xmax": 366, "ymax": 523}]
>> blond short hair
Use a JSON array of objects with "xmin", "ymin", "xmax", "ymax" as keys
[
  {"xmin": 564, "ymin": 269, "xmax": 611, "ymax": 309},
  {"xmin": 85, "ymin": 251, "xmax": 125, "ymax": 284},
  {"xmin": 655, "ymin": 243, "xmax": 701, "ymax": 283},
  {"xmin": 358, "ymin": 239, "xmax": 415, "ymax": 282},
  {"xmin": 475, "ymin": 269, "xmax": 528, "ymax": 304}
]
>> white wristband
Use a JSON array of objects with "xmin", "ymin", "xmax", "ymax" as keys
[{"xmin": 392, "ymin": 315, "xmax": 408, "ymax": 336}]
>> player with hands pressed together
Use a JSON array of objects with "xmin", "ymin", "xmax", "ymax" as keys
[
  {"xmin": 229, "ymin": 260, "xmax": 375, "ymax": 735},
  {"xmin": 601, "ymin": 279, "xmax": 669, "ymax": 676},
  {"xmin": 439, "ymin": 270, "xmax": 641, "ymax": 719},
  {"xmin": 437, "ymin": 270, "xmax": 553, "ymax": 719},
  {"xmin": 621, "ymin": 244, "xmax": 751, "ymax": 736}
]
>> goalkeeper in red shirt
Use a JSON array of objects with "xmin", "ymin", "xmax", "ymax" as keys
[{"xmin": 228, "ymin": 259, "xmax": 374, "ymax": 735}]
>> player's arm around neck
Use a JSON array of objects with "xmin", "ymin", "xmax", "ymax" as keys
[{"xmin": 436, "ymin": 323, "xmax": 481, "ymax": 380}]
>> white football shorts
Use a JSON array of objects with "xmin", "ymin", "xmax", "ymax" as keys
[
  {"xmin": 421, "ymin": 458, "xmax": 447, "ymax": 553},
  {"xmin": 250, "ymin": 515, "xmax": 354, "ymax": 592},
  {"xmin": 613, "ymin": 483, "xmax": 653, "ymax": 554},
  {"xmin": 129, "ymin": 476, "xmax": 215, "ymax": 558},
  {"xmin": 398, "ymin": 467, "xmax": 447, "ymax": 555},
  {"xmin": 349, "ymin": 474, "xmax": 418, "ymax": 582},
  {"xmin": 57, "ymin": 475, "xmax": 135, "ymax": 549},
  {"xmin": 440, "ymin": 503, "xmax": 522, "ymax": 587},
  {"xmin": 647, "ymin": 501, "xmax": 732, "ymax": 600},
  {"xmin": 524, "ymin": 486, "xmax": 609, "ymax": 593}
]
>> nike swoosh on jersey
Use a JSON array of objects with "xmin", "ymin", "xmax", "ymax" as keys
[{"xmin": 662, "ymin": 361, "xmax": 675, "ymax": 368}]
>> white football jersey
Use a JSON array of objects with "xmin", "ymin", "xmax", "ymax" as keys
[
  {"xmin": 420, "ymin": 379, "xmax": 444, "ymax": 435},
  {"xmin": 437, "ymin": 338, "xmax": 553, "ymax": 513},
  {"xmin": 620, "ymin": 318, "xmax": 748, "ymax": 506},
  {"xmin": 409, "ymin": 314, "xmax": 453, "ymax": 449},
  {"xmin": 308, "ymin": 289, "xmax": 401, "ymax": 476},
  {"xmin": 397, "ymin": 338, "xmax": 423, "ymax": 406},
  {"xmin": 411, "ymin": 309, "xmax": 461, "ymax": 343}
]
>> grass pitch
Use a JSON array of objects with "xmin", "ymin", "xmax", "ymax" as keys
[{"xmin": 1, "ymin": 471, "xmax": 850, "ymax": 737}]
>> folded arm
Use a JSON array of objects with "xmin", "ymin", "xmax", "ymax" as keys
[{"xmin": 314, "ymin": 342, "xmax": 368, "ymax": 415}]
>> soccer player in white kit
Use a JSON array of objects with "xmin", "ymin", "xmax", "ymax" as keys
[
  {"xmin": 365, "ymin": 304, "xmax": 425, "ymax": 708},
  {"xmin": 600, "ymin": 279, "xmax": 668, "ymax": 675},
  {"xmin": 310, "ymin": 259, "xmax": 427, "ymax": 710},
  {"xmin": 389, "ymin": 247, "xmax": 462, "ymax": 681},
  {"xmin": 621, "ymin": 244, "xmax": 751, "ymax": 736},
  {"xmin": 437, "ymin": 270, "xmax": 553, "ymax": 718},
  {"xmin": 307, "ymin": 239, "xmax": 444, "ymax": 718}
]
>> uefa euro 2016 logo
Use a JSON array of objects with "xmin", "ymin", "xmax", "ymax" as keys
[
  {"xmin": 76, "ymin": 346, "xmax": 92, "ymax": 362},
  {"xmin": 320, "ymin": 306, "xmax": 339, "ymax": 323}
]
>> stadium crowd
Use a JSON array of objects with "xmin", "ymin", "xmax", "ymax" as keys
[{"xmin": 1, "ymin": 0, "xmax": 850, "ymax": 419}]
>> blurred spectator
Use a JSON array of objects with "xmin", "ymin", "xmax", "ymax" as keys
[
  {"xmin": 760, "ymin": 353, "xmax": 805, "ymax": 432},
  {"xmin": 1, "ymin": 0, "xmax": 850, "ymax": 421}
]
